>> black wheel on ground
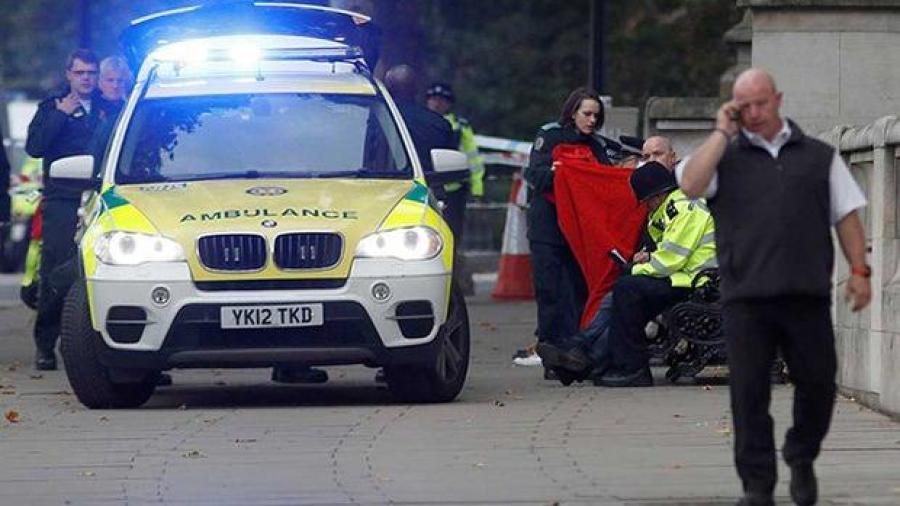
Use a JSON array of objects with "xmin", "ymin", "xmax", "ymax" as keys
[
  {"xmin": 60, "ymin": 282, "xmax": 157, "ymax": 409},
  {"xmin": 386, "ymin": 287, "xmax": 470, "ymax": 403}
]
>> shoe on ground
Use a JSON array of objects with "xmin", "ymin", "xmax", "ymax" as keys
[
  {"xmin": 535, "ymin": 342, "xmax": 590, "ymax": 373},
  {"xmin": 595, "ymin": 367, "xmax": 653, "ymax": 387},
  {"xmin": 735, "ymin": 492, "xmax": 775, "ymax": 506},
  {"xmin": 34, "ymin": 350, "xmax": 57, "ymax": 371},
  {"xmin": 511, "ymin": 342, "xmax": 537, "ymax": 361},
  {"xmin": 156, "ymin": 373, "xmax": 173, "ymax": 386},
  {"xmin": 512, "ymin": 352, "xmax": 542, "ymax": 367},
  {"xmin": 543, "ymin": 367, "xmax": 558, "ymax": 381},
  {"xmin": 271, "ymin": 366, "xmax": 329, "ymax": 384},
  {"xmin": 790, "ymin": 464, "xmax": 817, "ymax": 506}
]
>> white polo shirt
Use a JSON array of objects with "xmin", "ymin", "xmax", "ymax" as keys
[{"xmin": 675, "ymin": 121, "xmax": 867, "ymax": 225}]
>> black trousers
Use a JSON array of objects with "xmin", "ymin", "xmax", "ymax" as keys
[
  {"xmin": 608, "ymin": 275, "xmax": 690, "ymax": 372},
  {"xmin": 34, "ymin": 198, "xmax": 80, "ymax": 354},
  {"xmin": 530, "ymin": 241, "xmax": 586, "ymax": 343},
  {"xmin": 724, "ymin": 297, "xmax": 837, "ymax": 495}
]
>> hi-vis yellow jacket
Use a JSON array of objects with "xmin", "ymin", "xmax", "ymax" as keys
[
  {"xmin": 443, "ymin": 112, "xmax": 485, "ymax": 197},
  {"xmin": 631, "ymin": 189, "xmax": 717, "ymax": 287}
]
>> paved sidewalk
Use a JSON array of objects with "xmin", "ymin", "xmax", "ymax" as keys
[{"xmin": 0, "ymin": 290, "xmax": 898, "ymax": 505}]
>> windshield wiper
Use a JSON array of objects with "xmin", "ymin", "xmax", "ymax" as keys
[{"xmin": 165, "ymin": 171, "xmax": 264, "ymax": 183}]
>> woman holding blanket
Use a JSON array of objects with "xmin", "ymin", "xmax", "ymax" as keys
[{"xmin": 515, "ymin": 87, "xmax": 610, "ymax": 379}]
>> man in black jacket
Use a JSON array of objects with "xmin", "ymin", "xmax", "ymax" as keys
[
  {"xmin": 680, "ymin": 68, "xmax": 870, "ymax": 506},
  {"xmin": 25, "ymin": 49, "xmax": 110, "ymax": 370}
]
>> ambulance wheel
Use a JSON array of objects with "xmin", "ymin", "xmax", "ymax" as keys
[
  {"xmin": 60, "ymin": 282, "xmax": 157, "ymax": 409},
  {"xmin": 386, "ymin": 287, "xmax": 470, "ymax": 403}
]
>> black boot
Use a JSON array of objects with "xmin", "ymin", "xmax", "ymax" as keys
[
  {"xmin": 34, "ymin": 349, "xmax": 57, "ymax": 371},
  {"xmin": 536, "ymin": 342, "xmax": 590, "ymax": 373},
  {"xmin": 790, "ymin": 464, "xmax": 817, "ymax": 505},
  {"xmin": 735, "ymin": 492, "xmax": 774, "ymax": 506},
  {"xmin": 271, "ymin": 366, "xmax": 328, "ymax": 384},
  {"xmin": 595, "ymin": 367, "xmax": 653, "ymax": 387}
]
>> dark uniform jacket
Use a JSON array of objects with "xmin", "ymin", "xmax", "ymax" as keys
[
  {"xmin": 394, "ymin": 100, "xmax": 456, "ymax": 174},
  {"xmin": 25, "ymin": 89, "xmax": 117, "ymax": 201},
  {"xmin": 524, "ymin": 123, "xmax": 611, "ymax": 245},
  {"xmin": 0, "ymin": 125, "xmax": 10, "ymax": 222}
]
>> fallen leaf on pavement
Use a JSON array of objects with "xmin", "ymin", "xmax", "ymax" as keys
[
  {"xmin": 78, "ymin": 471, "xmax": 95, "ymax": 477},
  {"xmin": 5, "ymin": 410, "xmax": 20, "ymax": 423},
  {"xmin": 178, "ymin": 404, "xmax": 188, "ymax": 410},
  {"xmin": 473, "ymin": 462, "xmax": 485, "ymax": 468},
  {"xmin": 235, "ymin": 438, "xmax": 257, "ymax": 444},
  {"xmin": 99, "ymin": 416, "xmax": 109, "ymax": 422},
  {"xmin": 29, "ymin": 374, "xmax": 43, "ymax": 380},
  {"xmin": 703, "ymin": 385, "xmax": 712, "ymax": 391},
  {"xmin": 493, "ymin": 400, "xmax": 505, "ymax": 407},
  {"xmin": 182, "ymin": 450, "xmax": 205, "ymax": 459},
  {"xmin": 673, "ymin": 414, "xmax": 682, "ymax": 418}
]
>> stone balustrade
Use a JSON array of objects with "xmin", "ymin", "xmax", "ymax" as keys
[{"xmin": 819, "ymin": 116, "xmax": 900, "ymax": 417}]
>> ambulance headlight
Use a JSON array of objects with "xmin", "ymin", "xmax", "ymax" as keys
[
  {"xmin": 94, "ymin": 232, "xmax": 185, "ymax": 265},
  {"xmin": 355, "ymin": 226, "xmax": 443, "ymax": 261}
]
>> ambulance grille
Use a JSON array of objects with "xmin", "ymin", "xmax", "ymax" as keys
[
  {"xmin": 198, "ymin": 234, "xmax": 267, "ymax": 271},
  {"xmin": 274, "ymin": 232, "xmax": 343, "ymax": 270}
]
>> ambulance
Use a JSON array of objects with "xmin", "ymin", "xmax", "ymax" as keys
[{"xmin": 50, "ymin": 3, "xmax": 470, "ymax": 408}]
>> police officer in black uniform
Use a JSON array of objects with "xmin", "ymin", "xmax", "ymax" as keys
[
  {"xmin": 524, "ymin": 87, "xmax": 609, "ymax": 377},
  {"xmin": 0, "ymin": 124, "xmax": 10, "ymax": 225},
  {"xmin": 25, "ymin": 49, "xmax": 113, "ymax": 370}
]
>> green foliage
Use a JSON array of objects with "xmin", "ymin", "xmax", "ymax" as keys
[{"xmin": 0, "ymin": 0, "xmax": 741, "ymax": 140}]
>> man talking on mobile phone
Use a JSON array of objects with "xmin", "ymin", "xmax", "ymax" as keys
[{"xmin": 679, "ymin": 68, "xmax": 870, "ymax": 506}]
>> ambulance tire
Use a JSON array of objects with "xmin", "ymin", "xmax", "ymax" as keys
[
  {"xmin": 60, "ymin": 282, "xmax": 157, "ymax": 409},
  {"xmin": 386, "ymin": 287, "xmax": 470, "ymax": 403}
]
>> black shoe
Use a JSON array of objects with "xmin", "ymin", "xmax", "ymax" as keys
[
  {"xmin": 536, "ymin": 343, "xmax": 590, "ymax": 373},
  {"xmin": 790, "ymin": 464, "xmax": 817, "ymax": 505},
  {"xmin": 735, "ymin": 492, "xmax": 775, "ymax": 506},
  {"xmin": 543, "ymin": 367, "xmax": 558, "ymax": 381},
  {"xmin": 156, "ymin": 373, "xmax": 173, "ymax": 386},
  {"xmin": 595, "ymin": 367, "xmax": 653, "ymax": 387},
  {"xmin": 271, "ymin": 366, "xmax": 329, "ymax": 384},
  {"xmin": 34, "ymin": 350, "xmax": 57, "ymax": 371}
]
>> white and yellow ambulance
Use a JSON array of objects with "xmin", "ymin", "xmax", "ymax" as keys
[{"xmin": 49, "ymin": 4, "xmax": 470, "ymax": 408}]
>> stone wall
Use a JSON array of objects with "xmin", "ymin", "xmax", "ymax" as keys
[
  {"xmin": 820, "ymin": 117, "xmax": 900, "ymax": 417},
  {"xmin": 741, "ymin": 0, "xmax": 900, "ymax": 134}
]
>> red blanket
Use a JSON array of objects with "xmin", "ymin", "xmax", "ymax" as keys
[{"xmin": 553, "ymin": 144, "xmax": 646, "ymax": 328}]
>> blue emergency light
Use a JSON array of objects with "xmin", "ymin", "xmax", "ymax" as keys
[{"xmin": 121, "ymin": 1, "xmax": 380, "ymax": 70}]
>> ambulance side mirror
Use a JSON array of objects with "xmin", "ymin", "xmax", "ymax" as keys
[
  {"xmin": 429, "ymin": 149, "xmax": 469, "ymax": 185},
  {"xmin": 49, "ymin": 155, "xmax": 94, "ymax": 180}
]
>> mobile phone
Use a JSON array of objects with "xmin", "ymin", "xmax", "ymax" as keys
[
  {"xmin": 608, "ymin": 249, "xmax": 627, "ymax": 267},
  {"xmin": 730, "ymin": 108, "xmax": 741, "ymax": 122}
]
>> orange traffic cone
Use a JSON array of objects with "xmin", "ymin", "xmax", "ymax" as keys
[{"xmin": 492, "ymin": 172, "xmax": 534, "ymax": 300}]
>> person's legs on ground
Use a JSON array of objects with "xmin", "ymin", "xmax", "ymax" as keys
[
  {"xmin": 598, "ymin": 275, "xmax": 689, "ymax": 387},
  {"xmin": 778, "ymin": 297, "xmax": 837, "ymax": 505},
  {"xmin": 33, "ymin": 199, "xmax": 79, "ymax": 370},
  {"xmin": 724, "ymin": 301, "xmax": 780, "ymax": 500}
]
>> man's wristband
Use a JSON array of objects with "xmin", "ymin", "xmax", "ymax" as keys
[
  {"xmin": 713, "ymin": 128, "xmax": 732, "ymax": 141},
  {"xmin": 850, "ymin": 264, "xmax": 871, "ymax": 278}
]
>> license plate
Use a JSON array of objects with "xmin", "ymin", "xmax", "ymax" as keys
[{"xmin": 220, "ymin": 303, "xmax": 324, "ymax": 329}]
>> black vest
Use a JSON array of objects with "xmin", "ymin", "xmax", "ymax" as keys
[{"xmin": 709, "ymin": 121, "xmax": 834, "ymax": 302}]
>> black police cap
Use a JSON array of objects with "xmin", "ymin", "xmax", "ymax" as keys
[{"xmin": 630, "ymin": 161, "xmax": 677, "ymax": 202}]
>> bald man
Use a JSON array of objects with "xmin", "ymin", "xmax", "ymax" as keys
[
  {"xmin": 680, "ymin": 68, "xmax": 870, "ymax": 506},
  {"xmin": 641, "ymin": 135, "xmax": 677, "ymax": 170}
]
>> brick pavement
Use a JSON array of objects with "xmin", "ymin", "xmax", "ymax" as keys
[{"xmin": 0, "ymin": 292, "xmax": 898, "ymax": 505}]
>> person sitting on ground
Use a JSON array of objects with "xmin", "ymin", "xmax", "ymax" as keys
[{"xmin": 538, "ymin": 161, "xmax": 716, "ymax": 387}]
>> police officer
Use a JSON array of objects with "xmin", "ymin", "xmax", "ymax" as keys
[
  {"xmin": 595, "ymin": 161, "xmax": 717, "ymax": 387},
  {"xmin": 25, "ymin": 49, "xmax": 111, "ymax": 370},
  {"xmin": 0, "ymin": 124, "xmax": 9, "ymax": 225},
  {"xmin": 523, "ymin": 87, "xmax": 609, "ymax": 374},
  {"xmin": 425, "ymin": 82, "xmax": 485, "ymax": 294}
]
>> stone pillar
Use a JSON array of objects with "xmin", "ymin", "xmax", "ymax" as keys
[{"xmin": 739, "ymin": 0, "xmax": 900, "ymax": 133}]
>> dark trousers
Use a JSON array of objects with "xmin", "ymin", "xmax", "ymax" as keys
[
  {"xmin": 530, "ymin": 241, "xmax": 586, "ymax": 343},
  {"xmin": 608, "ymin": 275, "xmax": 690, "ymax": 372},
  {"xmin": 723, "ymin": 297, "xmax": 837, "ymax": 495},
  {"xmin": 34, "ymin": 198, "xmax": 80, "ymax": 354},
  {"xmin": 443, "ymin": 187, "xmax": 472, "ymax": 292}
]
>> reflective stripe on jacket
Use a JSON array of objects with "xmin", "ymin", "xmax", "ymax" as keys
[
  {"xmin": 631, "ymin": 189, "xmax": 717, "ymax": 287},
  {"xmin": 444, "ymin": 112, "xmax": 485, "ymax": 196}
]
